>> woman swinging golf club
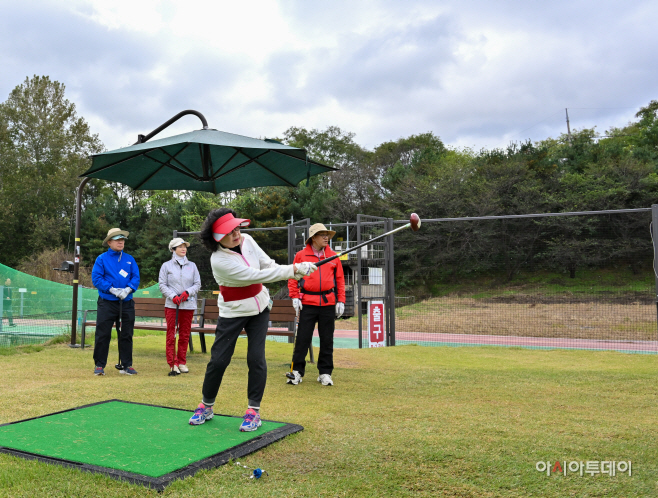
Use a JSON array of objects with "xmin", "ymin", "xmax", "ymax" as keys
[{"xmin": 189, "ymin": 208, "xmax": 317, "ymax": 431}]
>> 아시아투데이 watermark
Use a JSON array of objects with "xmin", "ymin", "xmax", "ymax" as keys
[{"xmin": 536, "ymin": 460, "xmax": 631, "ymax": 477}]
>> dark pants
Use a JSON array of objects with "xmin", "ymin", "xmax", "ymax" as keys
[
  {"xmin": 93, "ymin": 297, "xmax": 135, "ymax": 368},
  {"xmin": 292, "ymin": 305, "xmax": 335, "ymax": 377},
  {"xmin": 202, "ymin": 309, "xmax": 270, "ymax": 407}
]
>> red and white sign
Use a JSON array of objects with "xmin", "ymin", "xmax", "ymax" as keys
[{"xmin": 368, "ymin": 301, "xmax": 385, "ymax": 348}]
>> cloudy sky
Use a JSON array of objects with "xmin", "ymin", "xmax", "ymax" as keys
[{"xmin": 1, "ymin": 0, "xmax": 656, "ymax": 152}]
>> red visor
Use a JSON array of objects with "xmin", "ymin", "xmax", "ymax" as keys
[{"xmin": 212, "ymin": 213, "xmax": 251, "ymax": 241}]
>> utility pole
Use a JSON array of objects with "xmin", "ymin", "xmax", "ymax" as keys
[{"xmin": 565, "ymin": 108, "xmax": 572, "ymax": 144}]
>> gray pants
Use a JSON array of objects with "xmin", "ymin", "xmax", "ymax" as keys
[{"xmin": 202, "ymin": 309, "xmax": 270, "ymax": 407}]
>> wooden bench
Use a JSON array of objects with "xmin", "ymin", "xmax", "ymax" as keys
[
  {"xmin": 192, "ymin": 299, "xmax": 300, "ymax": 354},
  {"xmin": 81, "ymin": 298, "xmax": 312, "ymax": 361},
  {"xmin": 80, "ymin": 297, "xmax": 197, "ymax": 350}
]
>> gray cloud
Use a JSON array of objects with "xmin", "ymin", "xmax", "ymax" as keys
[
  {"xmin": 1, "ymin": 1, "xmax": 657, "ymax": 153},
  {"xmin": 271, "ymin": 0, "xmax": 658, "ymax": 149}
]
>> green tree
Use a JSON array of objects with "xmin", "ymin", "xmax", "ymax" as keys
[
  {"xmin": 283, "ymin": 126, "xmax": 373, "ymax": 221},
  {"xmin": 0, "ymin": 76, "xmax": 103, "ymax": 267}
]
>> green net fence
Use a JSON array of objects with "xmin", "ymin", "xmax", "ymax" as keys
[{"xmin": 0, "ymin": 262, "xmax": 161, "ymax": 348}]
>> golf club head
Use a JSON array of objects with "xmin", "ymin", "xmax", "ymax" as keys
[
  {"xmin": 410, "ymin": 213, "xmax": 421, "ymax": 231},
  {"xmin": 115, "ymin": 363, "xmax": 124, "ymax": 370},
  {"xmin": 285, "ymin": 371, "xmax": 296, "ymax": 380}
]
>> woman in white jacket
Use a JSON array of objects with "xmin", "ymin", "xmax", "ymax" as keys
[
  {"xmin": 189, "ymin": 208, "xmax": 316, "ymax": 432},
  {"xmin": 158, "ymin": 237, "xmax": 201, "ymax": 376}
]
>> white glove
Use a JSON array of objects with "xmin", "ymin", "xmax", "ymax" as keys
[
  {"xmin": 292, "ymin": 298, "xmax": 303, "ymax": 313},
  {"xmin": 109, "ymin": 287, "xmax": 122, "ymax": 298},
  {"xmin": 336, "ymin": 302, "xmax": 344, "ymax": 318},
  {"xmin": 118, "ymin": 287, "xmax": 132, "ymax": 300},
  {"xmin": 294, "ymin": 262, "xmax": 317, "ymax": 277}
]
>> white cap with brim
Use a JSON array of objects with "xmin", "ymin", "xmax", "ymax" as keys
[{"xmin": 169, "ymin": 237, "xmax": 191, "ymax": 252}]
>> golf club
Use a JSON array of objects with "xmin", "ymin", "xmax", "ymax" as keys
[
  {"xmin": 285, "ymin": 308, "xmax": 300, "ymax": 380},
  {"xmin": 114, "ymin": 298, "xmax": 123, "ymax": 370},
  {"xmin": 314, "ymin": 213, "xmax": 421, "ymax": 268},
  {"xmin": 169, "ymin": 303, "xmax": 180, "ymax": 376}
]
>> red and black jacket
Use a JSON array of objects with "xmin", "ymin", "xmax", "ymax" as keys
[{"xmin": 288, "ymin": 244, "xmax": 346, "ymax": 306}]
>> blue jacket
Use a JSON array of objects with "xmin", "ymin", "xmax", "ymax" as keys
[{"xmin": 92, "ymin": 249, "xmax": 140, "ymax": 301}]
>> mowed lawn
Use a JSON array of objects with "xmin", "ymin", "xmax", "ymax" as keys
[{"xmin": 1, "ymin": 333, "xmax": 657, "ymax": 497}]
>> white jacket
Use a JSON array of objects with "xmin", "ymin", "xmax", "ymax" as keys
[{"xmin": 212, "ymin": 233, "xmax": 295, "ymax": 318}]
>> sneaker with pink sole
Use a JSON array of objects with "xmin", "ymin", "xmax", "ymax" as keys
[
  {"xmin": 189, "ymin": 403, "xmax": 214, "ymax": 425},
  {"xmin": 239, "ymin": 408, "xmax": 262, "ymax": 432}
]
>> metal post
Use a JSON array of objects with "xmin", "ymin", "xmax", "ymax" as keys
[
  {"xmin": 329, "ymin": 222, "xmax": 332, "ymax": 250},
  {"xmin": 384, "ymin": 228, "xmax": 389, "ymax": 348},
  {"xmin": 78, "ymin": 285, "xmax": 83, "ymax": 334},
  {"xmin": 71, "ymin": 177, "xmax": 90, "ymax": 348},
  {"xmin": 651, "ymin": 204, "xmax": 658, "ymax": 336},
  {"xmin": 305, "ymin": 219, "xmax": 310, "ymax": 248},
  {"xmin": 20, "ymin": 291, "xmax": 24, "ymax": 318},
  {"xmin": 0, "ymin": 286, "xmax": 4, "ymax": 333},
  {"xmin": 357, "ymin": 215, "xmax": 362, "ymax": 348},
  {"xmin": 388, "ymin": 218, "xmax": 396, "ymax": 346},
  {"xmin": 288, "ymin": 224, "xmax": 294, "ymax": 265},
  {"xmin": 383, "ymin": 219, "xmax": 389, "ymax": 347}
]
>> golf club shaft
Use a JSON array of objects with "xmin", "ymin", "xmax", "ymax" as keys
[
  {"xmin": 287, "ymin": 309, "xmax": 300, "ymax": 378},
  {"xmin": 315, "ymin": 222, "xmax": 411, "ymax": 267},
  {"xmin": 117, "ymin": 299, "xmax": 122, "ymax": 368},
  {"xmin": 175, "ymin": 304, "xmax": 179, "ymax": 337}
]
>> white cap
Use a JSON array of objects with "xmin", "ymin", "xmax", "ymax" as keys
[{"xmin": 168, "ymin": 237, "xmax": 190, "ymax": 252}]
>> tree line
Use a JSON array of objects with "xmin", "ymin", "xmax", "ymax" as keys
[{"xmin": 1, "ymin": 76, "xmax": 657, "ymax": 291}]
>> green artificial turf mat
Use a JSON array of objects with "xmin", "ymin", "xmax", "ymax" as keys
[{"xmin": 0, "ymin": 401, "xmax": 286, "ymax": 478}]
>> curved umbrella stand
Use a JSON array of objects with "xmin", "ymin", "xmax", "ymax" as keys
[{"xmin": 69, "ymin": 110, "xmax": 335, "ymax": 347}]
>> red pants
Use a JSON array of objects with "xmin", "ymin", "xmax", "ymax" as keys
[{"xmin": 165, "ymin": 307, "xmax": 193, "ymax": 367}]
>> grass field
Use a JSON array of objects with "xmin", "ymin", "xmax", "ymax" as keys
[{"xmin": 1, "ymin": 332, "xmax": 657, "ymax": 497}]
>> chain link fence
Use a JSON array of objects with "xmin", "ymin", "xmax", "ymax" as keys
[
  {"xmin": 390, "ymin": 209, "xmax": 657, "ymax": 354},
  {"xmin": 8, "ymin": 206, "xmax": 653, "ymax": 352},
  {"xmin": 1, "ymin": 262, "xmax": 161, "ymax": 348},
  {"xmin": 179, "ymin": 208, "xmax": 658, "ymax": 354}
]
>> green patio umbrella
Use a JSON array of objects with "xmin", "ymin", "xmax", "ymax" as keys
[
  {"xmin": 81, "ymin": 125, "xmax": 334, "ymax": 192},
  {"xmin": 70, "ymin": 110, "xmax": 335, "ymax": 347}
]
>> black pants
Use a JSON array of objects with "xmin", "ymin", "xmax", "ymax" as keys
[
  {"xmin": 202, "ymin": 309, "xmax": 269, "ymax": 407},
  {"xmin": 93, "ymin": 297, "xmax": 135, "ymax": 368},
  {"xmin": 292, "ymin": 305, "xmax": 335, "ymax": 377}
]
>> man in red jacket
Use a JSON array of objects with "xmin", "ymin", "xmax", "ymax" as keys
[{"xmin": 287, "ymin": 223, "xmax": 346, "ymax": 386}]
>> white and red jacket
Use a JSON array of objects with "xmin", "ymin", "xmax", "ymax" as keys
[
  {"xmin": 288, "ymin": 244, "xmax": 346, "ymax": 306},
  {"xmin": 211, "ymin": 233, "xmax": 295, "ymax": 318}
]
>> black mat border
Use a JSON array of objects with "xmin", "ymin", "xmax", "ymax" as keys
[{"xmin": 0, "ymin": 399, "xmax": 303, "ymax": 491}]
